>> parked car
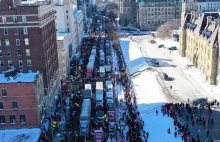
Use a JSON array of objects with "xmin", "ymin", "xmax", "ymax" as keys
[
  {"xmin": 192, "ymin": 98, "xmax": 208, "ymax": 105},
  {"xmin": 158, "ymin": 44, "xmax": 164, "ymax": 48},
  {"xmin": 149, "ymin": 40, "xmax": 156, "ymax": 44},
  {"xmin": 159, "ymin": 72, "xmax": 168, "ymax": 80},
  {"xmin": 168, "ymin": 46, "xmax": 177, "ymax": 50}
]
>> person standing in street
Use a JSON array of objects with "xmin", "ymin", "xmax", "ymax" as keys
[{"xmin": 206, "ymin": 130, "xmax": 209, "ymax": 137}]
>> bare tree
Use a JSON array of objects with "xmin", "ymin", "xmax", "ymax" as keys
[
  {"xmin": 106, "ymin": 3, "xmax": 118, "ymax": 21},
  {"xmin": 156, "ymin": 19, "xmax": 180, "ymax": 40}
]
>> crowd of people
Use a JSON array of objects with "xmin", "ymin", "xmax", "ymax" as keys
[{"xmin": 160, "ymin": 102, "xmax": 217, "ymax": 142}]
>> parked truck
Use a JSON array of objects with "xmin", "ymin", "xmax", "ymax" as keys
[
  {"xmin": 96, "ymin": 82, "xmax": 103, "ymax": 109},
  {"xmin": 80, "ymin": 99, "xmax": 91, "ymax": 136},
  {"xmin": 86, "ymin": 61, "xmax": 94, "ymax": 77},
  {"xmin": 84, "ymin": 84, "xmax": 92, "ymax": 99}
]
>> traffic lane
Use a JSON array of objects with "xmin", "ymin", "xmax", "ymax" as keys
[{"xmin": 138, "ymin": 39, "xmax": 202, "ymax": 102}]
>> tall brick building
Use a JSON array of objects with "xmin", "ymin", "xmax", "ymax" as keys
[{"xmin": 0, "ymin": 0, "xmax": 60, "ymax": 114}]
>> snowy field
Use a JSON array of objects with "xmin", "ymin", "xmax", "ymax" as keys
[
  {"xmin": 120, "ymin": 38, "xmax": 183, "ymax": 142},
  {"xmin": 132, "ymin": 72, "xmax": 182, "ymax": 142},
  {"xmin": 0, "ymin": 128, "xmax": 41, "ymax": 142},
  {"xmin": 120, "ymin": 39, "xmax": 148, "ymax": 75}
]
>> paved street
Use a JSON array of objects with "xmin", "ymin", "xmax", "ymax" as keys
[{"xmin": 133, "ymin": 38, "xmax": 215, "ymax": 103}]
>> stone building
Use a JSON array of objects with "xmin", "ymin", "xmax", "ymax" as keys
[
  {"xmin": 119, "ymin": 0, "xmax": 138, "ymax": 27},
  {"xmin": 0, "ymin": 70, "xmax": 45, "ymax": 128},
  {"xmin": 181, "ymin": 0, "xmax": 220, "ymax": 26},
  {"xmin": 0, "ymin": 0, "xmax": 60, "ymax": 115},
  {"xmin": 138, "ymin": 0, "xmax": 181, "ymax": 30},
  {"xmin": 179, "ymin": 11, "xmax": 220, "ymax": 85}
]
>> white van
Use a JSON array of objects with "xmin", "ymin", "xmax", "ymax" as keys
[
  {"xmin": 105, "ymin": 80, "xmax": 113, "ymax": 92},
  {"xmin": 99, "ymin": 66, "xmax": 105, "ymax": 77}
]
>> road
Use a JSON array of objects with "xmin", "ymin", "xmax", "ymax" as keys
[{"xmin": 133, "ymin": 37, "xmax": 214, "ymax": 103}]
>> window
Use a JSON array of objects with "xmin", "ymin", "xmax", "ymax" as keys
[
  {"xmin": 67, "ymin": 23, "xmax": 69, "ymax": 26},
  {"xmin": 66, "ymin": 10, "xmax": 68, "ymax": 13},
  {"xmin": 23, "ymin": 27, "xmax": 28, "ymax": 35},
  {"xmin": 0, "ymin": 116, "xmax": 6, "ymax": 124},
  {"xmin": 20, "ymin": 115, "xmax": 26, "ymax": 123},
  {"xmin": 14, "ymin": 28, "xmax": 19, "ymax": 35},
  {"xmin": 66, "ymin": 16, "xmax": 68, "ymax": 19},
  {"xmin": 4, "ymin": 28, "xmax": 8, "ymax": 35},
  {"xmin": 10, "ymin": 115, "xmax": 16, "ymax": 124},
  {"xmin": 0, "ymin": 102, "xmax": 3, "ymax": 109},
  {"xmin": 13, "ymin": 16, "xmax": 18, "ymax": 23},
  {"xmin": 25, "ymin": 49, "xmax": 30, "ymax": 56},
  {"xmin": 12, "ymin": 101, "xmax": 18, "ymax": 109},
  {"xmin": 5, "ymin": 39, "xmax": 10, "ymax": 46},
  {"xmin": 0, "ymin": 61, "xmax": 4, "ymax": 67},
  {"xmin": 18, "ymin": 60, "xmax": 23, "ymax": 67},
  {"xmin": 0, "ymin": 50, "xmax": 2, "ymax": 57},
  {"xmin": 16, "ymin": 39, "xmax": 20, "ymax": 46},
  {"xmin": 8, "ymin": 60, "xmax": 12, "ymax": 67},
  {"xmin": 24, "ymin": 38, "xmax": 29, "ymax": 45},
  {"xmin": 2, "ymin": 17, "xmax": 6, "ymax": 23},
  {"xmin": 22, "ymin": 16, "xmax": 26, "ymax": 23},
  {"xmin": 27, "ymin": 60, "xmax": 32, "ymax": 66},
  {"xmin": 6, "ymin": 50, "xmax": 11, "ymax": 56}
]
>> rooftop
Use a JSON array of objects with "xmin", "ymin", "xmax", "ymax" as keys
[
  {"xmin": 0, "ymin": 128, "xmax": 41, "ymax": 142},
  {"xmin": 21, "ymin": 0, "xmax": 51, "ymax": 6},
  {"xmin": 56, "ymin": 32, "xmax": 70, "ymax": 40},
  {"xmin": 0, "ymin": 71, "xmax": 39, "ymax": 84}
]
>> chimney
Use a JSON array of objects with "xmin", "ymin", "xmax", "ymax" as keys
[
  {"xmin": 214, "ymin": 19, "xmax": 219, "ymax": 27},
  {"xmin": 191, "ymin": 11, "xmax": 195, "ymax": 20},
  {"xmin": 207, "ymin": 16, "xmax": 212, "ymax": 26}
]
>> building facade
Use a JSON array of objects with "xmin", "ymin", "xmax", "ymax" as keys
[
  {"xmin": 57, "ymin": 33, "xmax": 71, "ymax": 79},
  {"xmin": 74, "ymin": 10, "xmax": 84, "ymax": 45},
  {"xmin": 179, "ymin": 11, "xmax": 220, "ymax": 85},
  {"xmin": 181, "ymin": 0, "xmax": 220, "ymax": 26},
  {"xmin": 0, "ymin": 70, "xmax": 45, "ymax": 128},
  {"xmin": 119, "ymin": 0, "xmax": 138, "ymax": 27},
  {"xmin": 138, "ymin": 0, "xmax": 181, "ymax": 30},
  {"xmin": 0, "ymin": 0, "xmax": 60, "ymax": 115}
]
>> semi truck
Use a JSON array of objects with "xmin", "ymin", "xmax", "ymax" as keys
[{"xmin": 80, "ymin": 99, "xmax": 91, "ymax": 136}]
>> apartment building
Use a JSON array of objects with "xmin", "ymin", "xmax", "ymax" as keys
[
  {"xmin": 0, "ymin": 70, "xmax": 45, "ymax": 128},
  {"xmin": 179, "ymin": 11, "xmax": 220, "ymax": 85},
  {"xmin": 138, "ymin": 0, "xmax": 181, "ymax": 30},
  {"xmin": 119, "ymin": 0, "xmax": 138, "ymax": 27},
  {"xmin": 0, "ymin": 0, "xmax": 60, "ymax": 115}
]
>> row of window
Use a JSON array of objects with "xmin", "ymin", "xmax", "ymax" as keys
[
  {"xmin": 0, "ymin": 38, "xmax": 29, "ymax": 46},
  {"xmin": 0, "ymin": 101, "xmax": 18, "ymax": 110},
  {"xmin": 0, "ymin": 115, "xmax": 26, "ymax": 124},
  {"xmin": 0, "ymin": 49, "xmax": 30, "ymax": 57},
  {"xmin": 1, "ymin": 16, "xmax": 27, "ymax": 24},
  {"xmin": 3, "ymin": 27, "xmax": 28, "ymax": 35},
  {"xmin": 0, "ymin": 60, "xmax": 32, "ymax": 67}
]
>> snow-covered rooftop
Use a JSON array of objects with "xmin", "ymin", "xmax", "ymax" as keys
[
  {"xmin": 56, "ymin": 32, "xmax": 70, "ymax": 40},
  {"xmin": 0, "ymin": 71, "xmax": 39, "ymax": 84},
  {"xmin": 120, "ymin": 39, "xmax": 148, "ymax": 75},
  {"xmin": 0, "ymin": 128, "xmax": 41, "ymax": 142}
]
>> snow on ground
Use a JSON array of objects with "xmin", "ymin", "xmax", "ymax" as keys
[
  {"xmin": 120, "ymin": 39, "xmax": 148, "ymax": 75},
  {"xmin": 131, "ymin": 72, "xmax": 182, "ymax": 142},
  {"xmin": 0, "ymin": 128, "xmax": 41, "ymax": 142},
  {"xmin": 156, "ymin": 38, "xmax": 220, "ymax": 102},
  {"xmin": 120, "ymin": 38, "xmax": 183, "ymax": 142}
]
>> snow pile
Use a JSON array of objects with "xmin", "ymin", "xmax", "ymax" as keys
[
  {"xmin": 0, "ymin": 128, "xmax": 41, "ymax": 142},
  {"xmin": 131, "ymin": 72, "xmax": 183, "ymax": 142},
  {"xmin": 120, "ymin": 39, "xmax": 148, "ymax": 75}
]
